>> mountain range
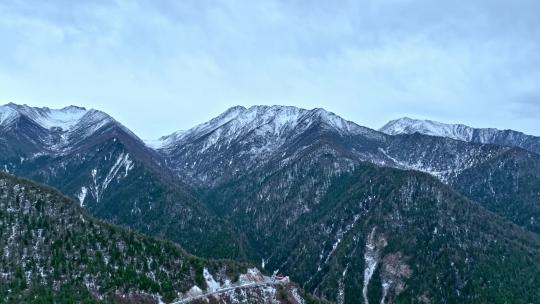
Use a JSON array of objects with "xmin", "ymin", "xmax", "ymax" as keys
[
  {"xmin": 1, "ymin": 102, "xmax": 540, "ymax": 303},
  {"xmin": 380, "ymin": 117, "xmax": 540, "ymax": 155},
  {"xmin": 0, "ymin": 102, "xmax": 245, "ymax": 260}
]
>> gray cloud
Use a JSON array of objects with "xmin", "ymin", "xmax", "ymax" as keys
[{"xmin": 0, "ymin": 0, "xmax": 539, "ymax": 138}]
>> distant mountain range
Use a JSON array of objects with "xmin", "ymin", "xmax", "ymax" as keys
[
  {"xmin": 1, "ymin": 102, "xmax": 540, "ymax": 303},
  {"xmin": 380, "ymin": 116, "xmax": 540, "ymax": 155}
]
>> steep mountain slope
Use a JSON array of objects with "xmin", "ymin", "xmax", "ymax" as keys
[
  {"xmin": 383, "ymin": 133, "xmax": 540, "ymax": 234},
  {"xmin": 200, "ymin": 116, "xmax": 380, "ymax": 260},
  {"xmin": 380, "ymin": 117, "xmax": 540, "ymax": 232},
  {"xmin": 0, "ymin": 172, "xmax": 316, "ymax": 303},
  {"xmin": 207, "ymin": 160, "xmax": 540, "ymax": 303},
  {"xmin": 276, "ymin": 165, "xmax": 540, "ymax": 304},
  {"xmin": 157, "ymin": 105, "xmax": 540, "ymax": 236},
  {"xmin": 154, "ymin": 105, "xmax": 386, "ymax": 187},
  {"xmin": 450, "ymin": 148, "xmax": 540, "ymax": 234},
  {"xmin": 157, "ymin": 106, "xmax": 530, "ymax": 189},
  {"xmin": 0, "ymin": 103, "xmax": 244, "ymax": 259},
  {"xmin": 380, "ymin": 117, "xmax": 540, "ymax": 155}
]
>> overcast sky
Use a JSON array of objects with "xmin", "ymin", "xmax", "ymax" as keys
[{"xmin": 1, "ymin": 0, "xmax": 539, "ymax": 138}]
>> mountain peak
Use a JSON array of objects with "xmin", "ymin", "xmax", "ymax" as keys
[
  {"xmin": 380, "ymin": 117, "xmax": 540, "ymax": 155},
  {"xmin": 0, "ymin": 103, "xmax": 149, "ymax": 155},
  {"xmin": 206, "ymin": 105, "xmax": 371, "ymax": 136},
  {"xmin": 155, "ymin": 105, "xmax": 374, "ymax": 150},
  {"xmin": 380, "ymin": 117, "xmax": 475, "ymax": 141},
  {"xmin": 0, "ymin": 104, "xmax": 19, "ymax": 125},
  {"xmin": 0, "ymin": 103, "xmax": 99, "ymax": 131},
  {"xmin": 61, "ymin": 105, "xmax": 88, "ymax": 111}
]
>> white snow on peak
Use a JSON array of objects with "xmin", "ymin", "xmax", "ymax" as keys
[
  {"xmin": 0, "ymin": 104, "xmax": 19, "ymax": 125},
  {"xmin": 0, "ymin": 103, "xmax": 90, "ymax": 131},
  {"xmin": 178, "ymin": 105, "xmax": 305, "ymax": 141},
  {"xmin": 0, "ymin": 103, "xmax": 143, "ymax": 153},
  {"xmin": 154, "ymin": 105, "xmax": 374, "ymax": 150},
  {"xmin": 31, "ymin": 106, "xmax": 88, "ymax": 131},
  {"xmin": 311, "ymin": 108, "xmax": 368, "ymax": 134},
  {"xmin": 72, "ymin": 109, "xmax": 116, "ymax": 136},
  {"xmin": 380, "ymin": 117, "xmax": 476, "ymax": 142},
  {"xmin": 0, "ymin": 103, "xmax": 120, "ymax": 137},
  {"xmin": 380, "ymin": 117, "xmax": 540, "ymax": 155}
]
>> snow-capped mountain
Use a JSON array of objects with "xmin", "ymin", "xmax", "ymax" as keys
[
  {"xmin": 153, "ymin": 105, "xmax": 540, "ymax": 262},
  {"xmin": 0, "ymin": 102, "xmax": 142, "ymax": 155},
  {"xmin": 0, "ymin": 103, "xmax": 245, "ymax": 259},
  {"xmin": 153, "ymin": 105, "xmax": 519, "ymax": 188},
  {"xmin": 3, "ymin": 102, "xmax": 540, "ymax": 303},
  {"xmin": 155, "ymin": 105, "xmax": 376, "ymax": 150},
  {"xmin": 154, "ymin": 105, "xmax": 384, "ymax": 186},
  {"xmin": 1, "ymin": 103, "xmax": 94, "ymax": 131},
  {"xmin": 380, "ymin": 117, "xmax": 540, "ymax": 155},
  {"xmin": 380, "ymin": 117, "xmax": 476, "ymax": 140}
]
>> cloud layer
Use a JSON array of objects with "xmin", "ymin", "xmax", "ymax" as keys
[{"xmin": 1, "ymin": 0, "xmax": 539, "ymax": 138}]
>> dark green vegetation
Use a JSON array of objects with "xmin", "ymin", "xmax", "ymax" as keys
[
  {"xmin": 451, "ymin": 148, "xmax": 540, "ymax": 234},
  {"xmin": 0, "ymin": 172, "xmax": 250, "ymax": 303},
  {"xmin": 281, "ymin": 165, "xmax": 540, "ymax": 303},
  {"xmin": 205, "ymin": 155, "xmax": 540, "ymax": 303},
  {"xmin": 385, "ymin": 133, "xmax": 540, "ymax": 235},
  {"xmin": 11, "ymin": 139, "xmax": 245, "ymax": 260}
]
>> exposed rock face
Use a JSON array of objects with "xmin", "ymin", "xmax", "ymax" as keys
[{"xmin": 380, "ymin": 253, "xmax": 412, "ymax": 304}]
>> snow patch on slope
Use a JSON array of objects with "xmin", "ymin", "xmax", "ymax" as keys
[
  {"xmin": 363, "ymin": 227, "xmax": 387, "ymax": 304},
  {"xmin": 316, "ymin": 214, "xmax": 361, "ymax": 272},
  {"xmin": 77, "ymin": 187, "xmax": 88, "ymax": 207},
  {"xmin": 88, "ymin": 153, "xmax": 133, "ymax": 203},
  {"xmin": 102, "ymin": 153, "xmax": 133, "ymax": 191},
  {"xmin": 30, "ymin": 107, "xmax": 87, "ymax": 130}
]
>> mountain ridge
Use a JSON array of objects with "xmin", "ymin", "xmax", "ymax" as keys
[
  {"xmin": 4, "ymin": 102, "xmax": 538, "ymax": 235},
  {"xmin": 0, "ymin": 103, "xmax": 146, "ymax": 154},
  {"xmin": 380, "ymin": 117, "xmax": 540, "ymax": 155},
  {"xmin": 0, "ymin": 102, "xmax": 248, "ymax": 260},
  {"xmin": 154, "ymin": 105, "xmax": 378, "ymax": 149},
  {"xmin": 154, "ymin": 105, "xmax": 385, "ymax": 187}
]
